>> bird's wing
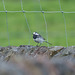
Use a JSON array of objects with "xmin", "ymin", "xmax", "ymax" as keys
[{"xmin": 38, "ymin": 34, "xmax": 45, "ymax": 40}]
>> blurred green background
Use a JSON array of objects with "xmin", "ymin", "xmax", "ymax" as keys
[{"xmin": 0, "ymin": 0, "xmax": 75, "ymax": 47}]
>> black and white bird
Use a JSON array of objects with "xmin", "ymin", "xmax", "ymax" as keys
[{"xmin": 33, "ymin": 32, "xmax": 52, "ymax": 46}]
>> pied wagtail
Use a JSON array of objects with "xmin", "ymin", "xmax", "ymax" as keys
[{"xmin": 33, "ymin": 32, "xmax": 52, "ymax": 46}]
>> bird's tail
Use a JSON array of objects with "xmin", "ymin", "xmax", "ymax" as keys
[{"xmin": 44, "ymin": 41, "xmax": 52, "ymax": 45}]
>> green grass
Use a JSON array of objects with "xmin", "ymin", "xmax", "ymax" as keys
[{"xmin": 0, "ymin": 0, "xmax": 75, "ymax": 47}]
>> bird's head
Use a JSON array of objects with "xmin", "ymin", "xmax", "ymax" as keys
[{"xmin": 33, "ymin": 32, "xmax": 39, "ymax": 35}]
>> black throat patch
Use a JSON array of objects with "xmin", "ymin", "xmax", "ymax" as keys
[{"xmin": 33, "ymin": 35, "xmax": 37, "ymax": 39}]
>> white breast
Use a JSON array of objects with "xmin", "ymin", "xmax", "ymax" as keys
[{"xmin": 34, "ymin": 38, "xmax": 44, "ymax": 43}]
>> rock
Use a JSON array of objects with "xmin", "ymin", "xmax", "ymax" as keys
[
  {"xmin": 44, "ymin": 46, "xmax": 64, "ymax": 58},
  {"xmin": 33, "ymin": 46, "xmax": 48, "ymax": 55},
  {"xmin": 18, "ymin": 45, "xmax": 36, "ymax": 55},
  {"xmin": 0, "ymin": 62, "xmax": 25, "ymax": 75},
  {"xmin": 8, "ymin": 55, "xmax": 75, "ymax": 75},
  {"xmin": 54, "ymin": 46, "xmax": 75, "ymax": 57},
  {"xmin": 0, "ymin": 47, "xmax": 5, "ymax": 52},
  {"xmin": 0, "ymin": 45, "xmax": 75, "ymax": 75}
]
